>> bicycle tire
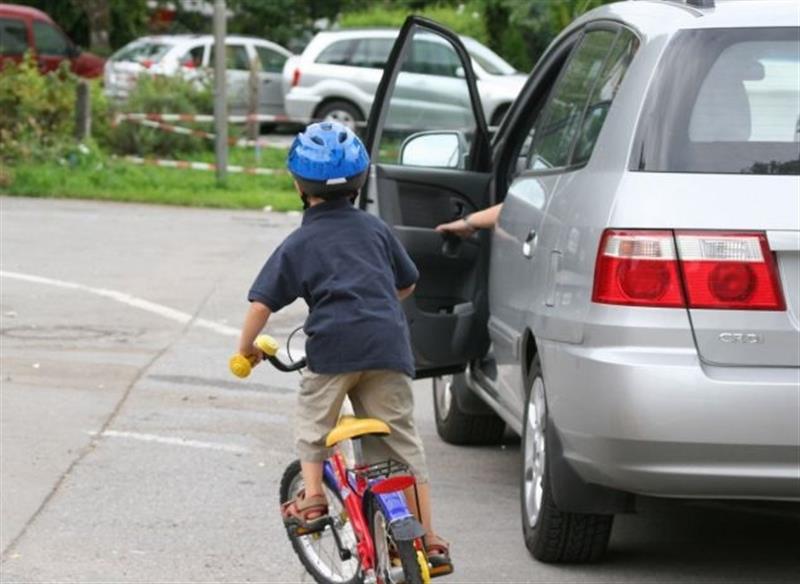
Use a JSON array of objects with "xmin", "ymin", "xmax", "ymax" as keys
[
  {"xmin": 367, "ymin": 496, "xmax": 425, "ymax": 584},
  {"xmin": 279, "ymin": 460, "xmax": 362, "ymax": 584}
]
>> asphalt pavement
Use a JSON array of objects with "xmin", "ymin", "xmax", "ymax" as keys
[{"xmin": 1, "ymin": 196, "xmax": 798, "ymax": 583}]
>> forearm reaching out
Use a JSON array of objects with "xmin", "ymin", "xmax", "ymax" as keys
[
  {"xmin": 238, "ymin": 301, "xmax": 272, "ymax": 360},
  {"xmin": 435, "ymin": 203, "xmax": 503, "ymax": 238}
]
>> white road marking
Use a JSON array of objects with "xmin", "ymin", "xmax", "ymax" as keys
[
  {"xmin": 0, "ymin": 270, "xmax": 238, "ymax": 336},
  {"xmin": 89, "ymin": 430, "xmax": 251, "ymax": 454}
]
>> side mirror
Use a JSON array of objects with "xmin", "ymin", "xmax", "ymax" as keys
[
  {"xmin": 455, "ymin": 66, "xmax": 465, "ymax": 78},
  {"xmin": 399, "ymin": 131, "xmax": 466, "ymax": 169}
]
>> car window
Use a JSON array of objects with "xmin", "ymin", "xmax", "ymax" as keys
[
  {"xmin": 179, "ymin": 44, "xmax": 205, "ymax": 67},
  {"xmin": 0, "ymin": 18, "xmax": 28, "ymax": 56},
  {"xmin": 462, "ymin": 38, "xmax": 517, "ymax": 76},
  {"xmin": 32, "ymin": 20, "xmax": 70, "ymax": 56},
  {"xmin": 255, "ymin": 45, "xmax": 286, "ymax": 73},
  {"xmin": 634, "ymin": 27, "xmax": 799, "ymax": 175},
  {"xmin": 112, "ymin": 41, "xmax": 172, "ymax": 63},
  {"xmin": 571, "ymin": 29, "xmax": 638, "ymax": 166},
  {"xmin": 210, "ymin": 43, "xmax": 252, "ymax": 70},
  {"xmin": 377, "ymin": 29, "xmax": 478, "ymax": 166},
  {"xmin": 526, "ymin": 29, "xmax": 617, "ymax": 171},
  {"xmin": 315, "ymin": 39, "xmax": 356, "ymax": 65},
  {"xmin": 350, "ymin": 38, "xmax": 394, "ymax": 69},
  {"xmin": 404, "ymin": 38, "xmax": 462, "ymax": 77}
]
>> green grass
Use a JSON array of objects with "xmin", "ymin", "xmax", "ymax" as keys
[{"xmin": 0, "ymin": 146, "xmax": 302, "ymax": 211}]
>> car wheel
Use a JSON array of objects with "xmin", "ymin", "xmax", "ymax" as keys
[
  {"xmin": 521, "ymin": 355, "xmax": 614, "ymax": 563},
  {"xmin": 433, "ymin": 374, "xmax": 505, "ymax": 445},
  {"xmin": 490, "ymin": 103, "xmax": 510, "ymax": 127},
  {"xmin": 315, "ymin": 100, "xmax": 363, "ymax": 130}
]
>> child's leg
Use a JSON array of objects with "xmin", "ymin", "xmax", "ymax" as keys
[
  {"xmin": 294, "ymin": 371, "xmax": 358, "ymax": 499},
  {"xmin": 403, "ymin": 481, "xmax": 433, "ymax": 535},
  {"xmin": 348, "ymin": 371, "xmax": 435, "ymax": 533},
  {"xmin": 301, "ymin": 460, "xmax": 325, "ymax": 498}
]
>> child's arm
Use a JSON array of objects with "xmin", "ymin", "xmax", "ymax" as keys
[
  {"xmin": 238, "ymin": 301, "xmax": 272, "ymax": 362},
  {"xmin": 397, "ymin": 284, "xmax": 416, "ymax": 301}
]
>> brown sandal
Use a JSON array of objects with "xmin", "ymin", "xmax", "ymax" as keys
[
  {"xmin": 425, "ymin": 534, "xmax": 453, "ymax": 576},
  {"xmin": 281, "ymin": 489, "xmax": 329, "ymax": 531}
]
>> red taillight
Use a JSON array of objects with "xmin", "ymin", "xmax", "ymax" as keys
[
  {"xmin": 140, "ymin": 59, "xmax": 154, "ymax": 69},
  {"xmin": 675, "ymin": 231, "xmax": 785, "ymax": 310},
  {"xmin": 593, "ymin": 230, "xmax": 785, "ymax": 310},
  {"xmin": 180, "ymin": 58, "xmax": 196, "ymax": 69},
  {"xmin": 592, "ymin": 230, "xmax": 685, "ymax": 307},
  {"xmin": 291, "ymin": 68, "xmax": 301, "ymax": 87}
]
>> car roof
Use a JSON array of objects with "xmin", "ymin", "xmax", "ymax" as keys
[
  {"xmin": 572, "ymin": 0, "xmax": 800, "ymax": 39},
  {"xmin": 120, "ymin": 34, "xmax": 291, "ymax": 52},
  {"xmin": 0, "ymin": 3, "xmax": 52, "ymax": 20}
]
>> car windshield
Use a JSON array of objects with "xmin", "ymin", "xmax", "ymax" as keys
[
  {"xmin": 461, "ymin": 37, "xmax": 517, "ymax": 76},
  {"xmin": 632, "ymin": 27, "xmax": 800, "ymax": 175},
  {"xmin": 111, "ymin": 40, "xmax": 173, "ymax": 64}
]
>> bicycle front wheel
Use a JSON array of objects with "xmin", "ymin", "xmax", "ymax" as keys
[
  {"xmin": 368, "ymin": 497, "xmax": 427, "ymax": 584},
  {"xmin": 279, "ymin": 460, "xmax": 361, "ymax": 584}
]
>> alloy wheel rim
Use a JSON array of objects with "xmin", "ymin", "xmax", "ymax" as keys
[
  {"xmin": 523, "ymin": 376, "xmax": 546, "ymax": 528},
  {"xmin": 434, "ymin": 375, "xmax": 453, "ymax": 420}
]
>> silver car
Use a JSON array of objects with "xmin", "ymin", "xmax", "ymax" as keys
[
  {"xmin": 361, "ymin": 1, "xmax": 800, "ymax": 563},
  {"xmin": 283, "ymin": 28, "xmax": 527, "ymax": 128},
  {"xmin": 105, "ymin": 34, "xmax": 292, "ymax": 117}
]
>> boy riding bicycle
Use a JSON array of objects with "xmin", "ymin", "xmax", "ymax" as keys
[{"xmin": 236, "ymin": 121, "xmax": 452, "ymax": 572}]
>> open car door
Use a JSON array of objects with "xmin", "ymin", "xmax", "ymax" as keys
[{"xmin": 361, "ymin": 16, "xmax": 493, "ymax": 378}]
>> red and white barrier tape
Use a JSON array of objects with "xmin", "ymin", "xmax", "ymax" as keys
[
  {"xmin": 113, "ymin": 112, "xmax": 368, "ymax": 127},
  {"xmin": 121, "ymin": 118, "xmax": 271, "ymax": 148},
  {"xmin": 121, "ymin": 155, "xmax": 287, "ymax": 176},
  {"xmin": 113, "ymin": 112, "xmax": 294, "ymax": 124}
]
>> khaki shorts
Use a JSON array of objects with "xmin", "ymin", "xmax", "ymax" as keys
[{"xmin": 295, "ymin": 369, "xmax": 429, "ymax": 483}]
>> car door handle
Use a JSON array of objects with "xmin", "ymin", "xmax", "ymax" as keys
[{"xmin": 522, "ymin": 229, "xmax": 537, "ymax": 258}]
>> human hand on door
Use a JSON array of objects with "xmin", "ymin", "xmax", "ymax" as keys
[{"xmin": 435, "ymin": 203, "xmax": 503, "ymax": 238}]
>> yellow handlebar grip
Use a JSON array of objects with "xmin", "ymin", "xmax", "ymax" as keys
[
  {"xmin": 255, "ymin": 335, "xmax": 280, "ymax": 357},
  {"xmin": 229, "ymin": 354, "xmax": 253, "ymax": 378}
]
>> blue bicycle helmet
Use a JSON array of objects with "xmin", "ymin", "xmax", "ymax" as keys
[{"xmin": 287, "ymin": 121, "xmax": 370, "ymax": 199}]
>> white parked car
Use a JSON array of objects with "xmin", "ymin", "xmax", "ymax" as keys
[
  {"xmin": 282, "ymin": 28, "xmax": 527, "ymax": 129},
  {"xmin": 104, "ymin": 34, "xmax": 293, "ymax": 117}
]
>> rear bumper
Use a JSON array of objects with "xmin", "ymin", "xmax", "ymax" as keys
[
  {"xmin": 542, "ymin": 336, "xmax": 800, "ymax": 501},
  {"xmin": 284, "ymin": 89, "xmax": 320, "ymax": 121}
]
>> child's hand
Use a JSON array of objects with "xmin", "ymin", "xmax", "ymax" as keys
[{"xmin": 240, "ymin": 345, "xmax": 264, "ymax": 365}]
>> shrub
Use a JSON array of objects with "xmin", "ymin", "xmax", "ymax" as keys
[
  {"xmin": 0, "ymin": 54, "xmax": 77, "ymax": 161},
  {"xmin": 108, "ymin": 73, "xmax": 214, "ymax": 156},
  {"xmin": 338, "ymin": 3, "xmax": 488, "ymax": 44},
  {"xmin": 0, "ymin": 53, "xmax": 112, "ymax": 162}
]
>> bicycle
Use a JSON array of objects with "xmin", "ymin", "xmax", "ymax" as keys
[{"xmin": 230, "ymin": 335, "xmax": 438, "ymax": 584}]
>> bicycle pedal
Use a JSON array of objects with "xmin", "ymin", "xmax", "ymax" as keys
[
  {"xmin": 289, "ymin": 517, "xmax": 332, "ymax": 537},
  {"xmin": 429, "ymin": 564, "xmax": 454, "ymax": 578}
]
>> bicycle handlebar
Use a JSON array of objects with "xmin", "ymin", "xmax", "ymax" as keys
[{"xmin": 229, "ymin": 335, "xmax": 307, "ymax": 378}]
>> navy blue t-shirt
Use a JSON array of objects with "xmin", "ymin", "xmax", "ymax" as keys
[{"xmin": 248, "ymin": 197, "xmax": 418, "ymax": 377}]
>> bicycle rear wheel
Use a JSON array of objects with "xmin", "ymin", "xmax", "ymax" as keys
[
  {"xmin": 279, "ymin": 460, "xmax": 361, "ymax": 584},
  {"xmin": 368, "ymin": 497, "xmax": 427, "ymax": 584}
]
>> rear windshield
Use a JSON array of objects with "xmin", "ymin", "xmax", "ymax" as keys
[
  {"xmin": 111, "ymin": 40, "xmax": 172, "ymax": 63},
  {"xmin": 462, "ymin": 37, "xmax": 517, "ymax": 76},
  {"xmin": 632, "ymin": 27, "xmax": 800, "ymax": 175}
]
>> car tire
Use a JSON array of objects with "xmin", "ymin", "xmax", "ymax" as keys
[
  {"xmin": 315, "ymin": 100, "xmax": 363, "ymax": 130},
  {"xmin": 433, "ymin": 374, "xmax": 505, "ymax": 446},
  {"xmin": 521, "ymin": 355, "xmax": 614, "ymax": 563},
  {"xmin": 490, "ymin": 103, "xmax": 510, "ymax": 127}
]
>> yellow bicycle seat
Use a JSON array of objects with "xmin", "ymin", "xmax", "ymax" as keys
[{"xmin": 325, "ymin": 415, "xmax": 390, "ymax": 447}]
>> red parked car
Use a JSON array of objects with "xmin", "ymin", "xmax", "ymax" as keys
[{"xmin": 0, "ymin": 3, "xmax": 104, "ymax": 77}]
